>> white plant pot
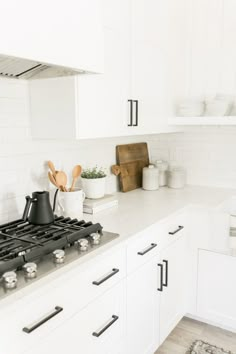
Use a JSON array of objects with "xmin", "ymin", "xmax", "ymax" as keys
[{"xmin": 81, "ymin": 177, "xmax": 106, "ymax": 199}]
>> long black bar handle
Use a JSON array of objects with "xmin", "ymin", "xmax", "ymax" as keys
[
  {"xmin": 157, "ymin": 263, "xmax": 163, "ymax": 292},
  {"xmin": 163, "ymin": 259, "xmax": 168, "ymax": 287},
  {"xmin": 22, "ymin": 306, "xmax": 63, "ymax": 334},
  {"xmin": 168, "ymin": 225, "xmax": 184, "ymax": 235},
  {"xmin": 137, "ymin": 243, "xmax": 157, "ymax": 256},
  {"xmin": 133, "ymin": 100, "xmax": 139, "ymax": 126},
  {"xmin": 92, "ymin": 315, "xmax": 119, "ymax": 337},
  {"xmin": 92, "ymin": 268, "xmax": 119, "ymax": 286},
  {"xmin": 128, "ymin": 99, "xmax": 133, "ymax": 126}
]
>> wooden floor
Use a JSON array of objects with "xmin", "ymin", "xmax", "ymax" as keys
[{"xmin": 155, "ymin": 317, "xmax": 236, "ymax": 353}]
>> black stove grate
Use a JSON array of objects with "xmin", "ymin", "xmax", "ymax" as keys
[{"xmin": 0, "ymin": 216, "xmax": 103, "ymax": 276}]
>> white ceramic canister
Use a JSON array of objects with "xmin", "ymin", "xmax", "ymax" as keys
[
  {"xmin": 142, "ymin": 165, "xmax": 159, "ymax": 191},
  {"xmin": 167, "ymin": 166, "xmax": 186, "ymax": 189},
  {"xmin": 58, "ymin": 188, "xmax": 85, "ymax": 219},
  {"xmin": 155, "ymin": 160, "xmax": 168, "ymax": 186}
]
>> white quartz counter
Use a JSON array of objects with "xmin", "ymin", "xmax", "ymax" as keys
[
  {"xmin": 87, "ymin": 185, "xmax": 236, "ymax": 240},
  {"xmin": 1, "ymin": 185, "xmax": 236, "ymax": 306}
]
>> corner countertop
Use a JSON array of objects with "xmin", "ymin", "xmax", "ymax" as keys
[
  {"xmin": 86, "ymin": 185, "xmax": 236, "ymax": 240},
  {"xmin": 1, "ymin": 185, "xmax": 235, "ymax": 306}
]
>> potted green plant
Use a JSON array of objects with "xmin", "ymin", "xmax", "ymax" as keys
[{"xmin": 81, "ymin": 166, "xmax": 107, "ymax": 199}]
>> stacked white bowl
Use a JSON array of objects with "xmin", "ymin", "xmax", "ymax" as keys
[
  {"xmin": 176, "ymin": 98, "xmax": 204, "ymax": 117},
  {"xmin": 205, "ymin": 94, "xmax": 233, "ymax": 116}
]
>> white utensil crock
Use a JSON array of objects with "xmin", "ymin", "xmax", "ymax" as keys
[{"xmin": 58, "ymin": 188, "xmax": 85, "ymax": 219}]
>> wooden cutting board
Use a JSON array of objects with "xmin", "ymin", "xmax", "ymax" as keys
[{"xmin": 112, "ymin": 143, "xmax": 149, "ymax": 192}]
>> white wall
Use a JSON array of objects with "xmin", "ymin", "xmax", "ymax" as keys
[
  {"xmin": 149, "ymin": 127, "xmax": 236, "ymax": 189},
  {"xmin": 1, "ymin": 78, "xmax": 236, "ymax": 224},
  {"xmin": 0, "ymin": 78, "xmax": 156, "ymax": 223}
]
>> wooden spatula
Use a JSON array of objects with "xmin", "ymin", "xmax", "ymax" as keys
[{"xmin": 70, "ymin": 165, "xmax": 82, "ymax": 192}]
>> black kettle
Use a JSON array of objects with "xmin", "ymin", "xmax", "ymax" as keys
[{"xmin": 23, "ymin": 191, "xmax": 55, "ymax": 225}]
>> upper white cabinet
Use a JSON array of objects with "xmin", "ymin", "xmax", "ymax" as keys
[
  {"xmin": 29, "ymin": 0, "xmax": 182, "ymax": 139},
  {"xmin": 0, "ymin": 0, "xmax": 104, "ymax": 73}
]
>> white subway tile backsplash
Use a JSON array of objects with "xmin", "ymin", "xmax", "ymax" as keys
[{"xmin": 0, "ymin": 78, "xmax": 236, "ymax": 223}]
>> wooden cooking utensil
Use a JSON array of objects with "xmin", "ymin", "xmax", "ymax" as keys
[
  {"xmin": 48, "ymin": 171, "xmax": 60, "ymax": 189},
  {"xmin": 48, "ymin": 161, "xmax": 57, "ymax": 177},
  {"xmin": 70, "ymin": 165, "xmax": 82, "ymax": 192},
  {"xmin": 55, "ymin": 171, "xmax": 68, "ymax": 192}
]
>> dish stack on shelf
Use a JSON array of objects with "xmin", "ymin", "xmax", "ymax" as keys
[{"xmin": 176, "ymin": 94, "xmax": 236, "ymax": 117}]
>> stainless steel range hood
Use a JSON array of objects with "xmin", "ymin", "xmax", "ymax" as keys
[{"xmin": 0, "ymin": 54, "xmax": 85, "ymax": 80}]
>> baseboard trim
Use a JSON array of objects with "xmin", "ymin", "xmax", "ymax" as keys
[{"xmin": 186, "ymin": 313, "xmax": 236, "ymax": 334}]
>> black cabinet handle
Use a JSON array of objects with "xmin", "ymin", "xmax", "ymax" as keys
[
  {"xmin": 128, "ymin": 99, "xmax": 133, "ymax": 126},
  {"xmin": 163, "ymin": 260, "xmax": 168, "ymax": 287},
  {"xmin": 92, "ymin": 268, "xmax": 119, "ymax": 286},
  {"xmin": 92, "ymin": 315, "xmax": 119, "ymax": 337},
  {"xmin": 168, "ymin": 225, "xmax": 184, "ymax": 235},
  {"xmin": 157, "ymin": 263, "xmax": 163, "ymax": 292},
  {"xmin": 133, "ymin": 100, "xmax": 139, "ymax": 126},
  {"xmin": 137, "ymin": 243, "xmax": 157, "ymax": 256},
  {"xmin": 22, "ymin": 306, "xmax": 63, "ymax": 334}
]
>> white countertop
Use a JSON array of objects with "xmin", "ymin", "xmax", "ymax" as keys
[
  {"xmin": 87, "ymin": 185, "xmax": 236, "ymax": 240},
  {"xmin": 1, "ymin": 185, "xmax": 236, "ymax": 306}
]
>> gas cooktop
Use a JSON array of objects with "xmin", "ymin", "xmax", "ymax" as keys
[{"xmin": 0, "ymin": 216, "xmax": 119, "ymax": 297}]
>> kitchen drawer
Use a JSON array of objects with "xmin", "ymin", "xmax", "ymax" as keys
[
  {"xmin": 0, "ymin": 247, "xmax": 126, "ymax": 354},
  {"xmin": 161, "ymin": 211, "xmax": 187, "ymax": 249},
  {"xmin": 23, "ymin": 281, "xmax": 125, "ymax": 354},
  {"xmin": 127, "ymin": 223, "xmax": 164, "ymax": 274}
]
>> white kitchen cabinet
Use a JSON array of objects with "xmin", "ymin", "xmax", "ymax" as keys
[
  {"xmin": 30, "ymin": 0, "xmax": 130, "ymax": 139},
  {"xmin": 197, "ymin": 249, "xmax": 236, "ymax": 331},
  {"xmin": 0, "ymin": 0, "xmax": 104, "ymax": 73},
  {"xmin": 159, "ymin": 232, "xmax": 187, "ymax": 344},
  {"xmin": 128, "ymin": 0, "xmax": 183, "ymax": 134},
  {"xmin": 23, "ymin": 281, "xmax": 125, "ymax": 354},
  {"xmin": 126, "ymin": 256, "xmax": 159, "ymax": 354}
]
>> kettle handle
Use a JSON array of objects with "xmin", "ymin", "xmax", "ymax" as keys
[{"xmin": 22, "ymin": 196, "xmax": 33, "ymax": 221}]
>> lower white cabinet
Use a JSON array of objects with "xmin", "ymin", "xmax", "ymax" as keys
[
  {"xmin": 126, "ymin": 257, "xmax": 159, "ymax": 354},
  {"xmin": 197, "ymin": 249, "xmax": 236, "ymax": 331},
  {"xmin": 159, "ymin": 233, "xmax": 187, "ymax": 344},
  {"xmin": 23, "ymin": 280, "xmax": 125, "ymax": 354}
]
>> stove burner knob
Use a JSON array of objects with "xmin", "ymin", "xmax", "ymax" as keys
[
  {"xmin": 2, "ymin": 271, "xmax": 17, "ymax": 289},
  {"xmin": 77, "ymin": 238, "xmax": 89, "ymax": 252},
  {"xmin": 53, "ymin": 249, "xmax": 65, "ymax": 264},
  {"xmin": 90, "ymin": 232, "xmax": 101, "ymax": 245},
  {"xmin": 23, "ymin": 262, "xmax": 37, "ymax": 279}
]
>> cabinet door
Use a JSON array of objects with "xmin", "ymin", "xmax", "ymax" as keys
[
  {"xmin": 159, "ymin": 234, "xmax": 187, "ymax": 344},
  {"xmin": 197, "ymin": 250, "xmax": 236, "ymax": 330},
  {"xmin": 129, "ymin": 0, "xmax": 184, "ymax": 134},
  {"xmin": 23, "ymin": 281, "xmax": 125, "ymax": 354},
  {"xmin": 126, "ymin": 257, "xmax": 159, "ymax": 354},
  {"xmin": 77, "ymin": 0, "xmax": 130, "ymax": 139}
]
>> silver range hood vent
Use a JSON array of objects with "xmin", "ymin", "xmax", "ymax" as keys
[{"xmin": 0, "ymin": 55, "xmax": 85, "ymax": 79}]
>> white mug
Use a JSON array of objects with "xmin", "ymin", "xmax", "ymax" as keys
[{"xmin": 58, "ymin": 188, "xmax": 85, "ymax": 219}]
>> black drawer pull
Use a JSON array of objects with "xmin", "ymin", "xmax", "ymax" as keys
[
  {"xmin": 92, "ymin": 315, "xmax": 119, "ymax": 337},
  {"xmin": 137, "ymin": 243, "xmax": 157, "ymax": 256},
  {"xmin": 163, "ymin": 259, "xmax": 168, "ymax": 287},
  {"xmin": 92, "ymin": 268, "xmax": 119, "ymax": 286},
  {"xmin": 157, "ymin": 263, "xmax": 163, "ymax": 292},
  {"xmin": 22, "ymin": 306, "xmax": 63, "ymax": 334},
  {"xmin": 168, "ymin": 225, "xmax": 184, "ymax": 235}
]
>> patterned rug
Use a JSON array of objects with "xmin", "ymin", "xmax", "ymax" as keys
[{"xmin": 188, "ymin": 340, "xmax": 235, "ymax": 354}]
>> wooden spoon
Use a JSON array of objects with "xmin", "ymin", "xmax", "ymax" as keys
[
  {"xmin": 70, "ymin": 165, "xmax": 82, "ymax": 192},
  {"xmin": 48, "ymin": 171, "xmax": 60, "ymax": 189},
  {"xmin": 55, "ymin": 171, "xmax": 68, "ymax": 192},
  {"xmin": 48, "ymin": 161, "xmax": 57, "ymax": 178}
]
